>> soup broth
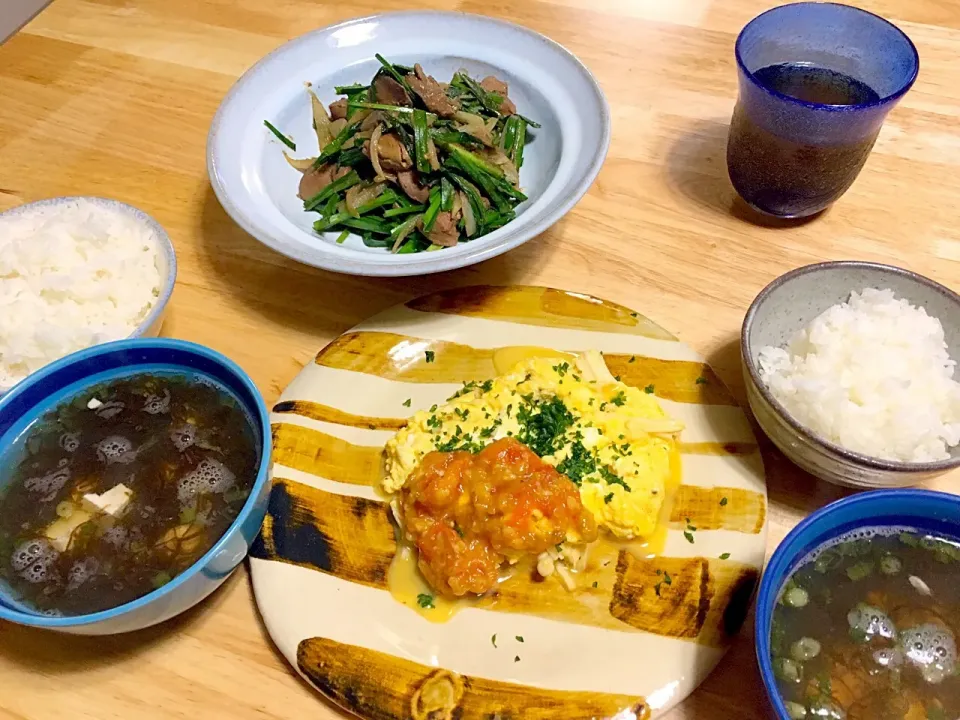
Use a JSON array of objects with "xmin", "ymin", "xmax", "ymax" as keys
[
  {"xmin": 0, "ymin": 372, "xmax": 259, "ymax": 616},
  {"xmin": 770, "ymin": 529, "xmax": 960, "ymax": 720}
]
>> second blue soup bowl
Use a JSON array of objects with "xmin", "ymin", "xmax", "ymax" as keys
[
  {"xmin": 0, "ymin": 339, "xmax": 271, "ymax": 635},
  {"xmin": 755, "ymin": 489, "xmax": 960, "ymax": 719}
]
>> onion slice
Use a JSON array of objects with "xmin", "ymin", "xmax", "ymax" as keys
[
  {"xmin": 283, "ymin": 153, "xmax": 318, "ymax": 172},
  {"xmin": 370, "ymin": 124, "xmax": 387, "ymax": 181},
  {"xmin": 346, "ymin": 182, "xmax": 384, "ymax": 216},
  {"xmin": 310, "ymin": 90, "xmax": 334, "ymax": 149},
  {"xmin": 459, "ymin": 191, "xmax": 477, "ymax": 237},
  {"xmin": 426, "ymin": 137, "xmax": 441, "ymax": 171}
]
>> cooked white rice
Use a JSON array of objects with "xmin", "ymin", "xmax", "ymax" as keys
[
  {"xmin": 0, "ymin": 199, "xmax": 162, "ymax": 388},
  {"xmin": 758, "ymin": 288, "xmax": 960, "ymax": 463}
]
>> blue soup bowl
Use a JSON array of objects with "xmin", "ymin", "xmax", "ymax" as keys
[
  {"xmin": 755, "ymin": 489, "xmax": 960, "ymax": 719},
  {"xmin": 0, "ymin": 339, "xmax": 271, "ymax": 635}
]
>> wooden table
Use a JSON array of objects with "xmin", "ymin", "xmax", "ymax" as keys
[{"xmin": 1, "ymin": 0, "xmax": 958, "ymax": 717}]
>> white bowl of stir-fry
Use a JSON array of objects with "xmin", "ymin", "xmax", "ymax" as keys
[{"xmin": 207, "ymin": 12, "xmax": 610, "ymax": 277}]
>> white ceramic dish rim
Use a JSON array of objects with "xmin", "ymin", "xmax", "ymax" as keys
[
  {"xmin": 252, "ymin": 287, "xmax": 769, "ymax": 716},
  {"xmin": 0, "ymin": 196, "xmax": 178, "ymax": 395},
  {"xmin": 206, "ymin": 10, "xmax": 612, "ymax": 277},
  {"xmin": 741, "ymin": 259, "xmax": 960, "ymax": 475}
]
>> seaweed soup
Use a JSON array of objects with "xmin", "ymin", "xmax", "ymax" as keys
[
  {"xmin": 0, "ymin": 371, "xmax": 259, "ymax": 616},
  {"xmin": 771, "ymin": 527, "xmax": 960, "ymax": 720}
]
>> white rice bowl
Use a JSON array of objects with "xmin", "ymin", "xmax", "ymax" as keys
[
  {"xmin": 0, "ymin": 198, "xmax": 166, "ymax": 390},
  {"xmin": 758, "ymin": 288, "xmax": 960, "ymax": 463}
]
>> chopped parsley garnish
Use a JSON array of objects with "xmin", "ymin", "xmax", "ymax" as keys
[
  {"xmin": 592, "ymin": 581, "xmax": 598, "ymax": 588},
  {"xmin": 450, "ymin": 379, "xmax": 493, "ymax": 399},
  {"xmin": 695, "ymin": 376, "xmax": 708, "ymax": 385},
  {"xmin": 610, "ymin": 390, "xmax": 627, "ymax": 406},
  {"xmin": 515, "ymin": 635, "xmax": 524, "ymax": 643},
  {"xmin": 654, "ymin": 573, "xmax": 671, "ymax": 597},
  {"xmin": 402, "ymin": 398, "xmax": 412, "ymax": 407},
  {"xmin": 451, "ymin": 380, "xmax": 477, "ymax": 399},
  {"xmin": 719, "ymin": 552, "xmax": 731, "ymax": 560},
  {"xmin": 453, "ymin": 523, "xmax": 465, "ymax": 538},
  {"xmin": 430, "ymin": 404, "xmax": 438, "ymax": 412},
  {"xmin": 514, "ymin": 655, "xmax": 520, "ymax": 662},
  {"xmin": 478, "ymin": 420, "xmax": 502, "ymax": 439},
  {"xmin": 424, "ymin": 350, "xmax": 435, "ymax": 363},
  {"xmin": 628, "ymin": 356, "xmax": 636, "ymax": 363},
  {"xmin": 516, "ymin": 395, "xmax": 576, "ymax": 458},
  {"xmin": 630, "ymin": 312, "xmax": 638, "ymax": 318},
  {"xmin": 553, "ymin": 362, "xmax": 570, "ymax": 377},
  {"xmin": 720, "ymin": 497, "xmax": 728, "ymax": 506},
  {"xmin": 604, "ymin": 492, "xmax": 614, "ymax": 504},
  {"xmin": 426, "ymin": 414, "xmax": 442, "ymax": 429},
  {"xmin": 684, "ymin": 531, "xmax": 695, "ymax": 544},
  {"xmin": 435, "ymin": 433, "xmax": 483, "ymax": 453},
  {"xmin": 599, "ymin": 466, "xmax": 631, "ymax": 492},
  {"xmin": 491, "ymin": 634, "xmax": 497, "ymax": 647},
  {"xmin": 644, "ymin": 384, "xmax": 655, "ymax": 394},
  {"xmin": 417, "ymin": 593, "xmax": 435, "ymax": 609},
  {"xmin": 454, "ymin": 407, "xmax": 470, "ymax": 420},
  {"xmin": 556, "ymin": 441, "xmax": 596, "ymax": 485}
]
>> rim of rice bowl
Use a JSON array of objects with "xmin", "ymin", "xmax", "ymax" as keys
[
  {"xmin": 742, "ymin": 260, "xmax": 960, "ymax": 473},
  {"xmin": 0, "ymin": 197, "xmax": 176, "ymax": 395}
]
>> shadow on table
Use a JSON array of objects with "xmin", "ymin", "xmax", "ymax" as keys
[
  {"xmin": 0, "ymin": 568, "xmax": 242, "ymax": 672},
  {"xmin": 198, "ymin": 187, "xmax": 561, "ymax": 340},
  {"xmin": 662, "ymin": 119, "xmax": 823, "ymax": 229}
]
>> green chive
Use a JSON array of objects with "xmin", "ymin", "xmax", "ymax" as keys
[{"xmin": 264, "ymin": 120, "xmax": 295, "ymax": 151}]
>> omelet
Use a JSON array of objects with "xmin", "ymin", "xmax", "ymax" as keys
[{"xmin": 383, "ymin": 350, "xmax": 683, "ymax": 539}]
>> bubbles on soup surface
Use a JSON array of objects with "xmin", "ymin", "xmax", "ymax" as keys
[
  {"xmin": 900, "ymin": 623, "xmax": 957, "ymax": 684},
  {"xmin": 94, "ymin": 400, "xmax": 125, "ymax": 419},
  {"xmin": 177, "ymin": 458, "xmax": 236, "ymax": 504},
  {"xmin": 170, "ymin": 424, "xmax": 197, "ymax": 452},
  {"xmin": 12, "ymin": 538, "xmax": 58, "ymax": 583},
  {"xmin": 102, "ymin": 526, "xmax": 128, "ymax": 547},
  {"xmin": 12, "ymin": 539, "xmax": 55, "ymax": 572},
  {"xmin": 142, "ymin": 389, "xmax": 171, "ymax": 415},
  {"xmin": 847, "ymin": 603, "xmax": 897, "ymax": 640},
  {"xmin": 67, "ymin": 557, "xmax": 99, "ymax": 590},
  {"xmin": 873, "ymin": 647, "xmax": 904, "ymax": 668},
  {"xmin": 96, "ymin": 436, "xmax": 136, "ymax": 465},
  {"xmin": 59, "ymin": 432, "xmax": 80, "ymax": 453},
  {"xmin": 24, "ymin": 467, "xmax": 69, "ymax": 501}
]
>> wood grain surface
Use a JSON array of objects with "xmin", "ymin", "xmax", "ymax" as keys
[{"xmin": 1, "ymin": 1, "xmax": 959, "ymax": 718}]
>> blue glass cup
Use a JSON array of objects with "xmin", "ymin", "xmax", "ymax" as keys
[{"xmin": 727, "ymin": 3, "xmax": 919, "ymax": 218}]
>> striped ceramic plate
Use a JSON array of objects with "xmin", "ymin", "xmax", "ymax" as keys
[{"xmin": 250, "ymin": 285, "xmax": 768, "ymax": 720}]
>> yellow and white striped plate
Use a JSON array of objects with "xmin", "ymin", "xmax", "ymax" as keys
[{"xmin": 250, "ymin": 285, "xmax": 768, "ymax": 720}]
